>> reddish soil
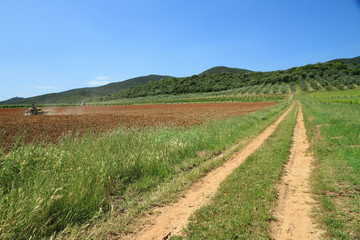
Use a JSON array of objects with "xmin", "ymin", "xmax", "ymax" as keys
[{"xmin": 0, "ymin": 102, "xmax": 274, "ymax": 151}]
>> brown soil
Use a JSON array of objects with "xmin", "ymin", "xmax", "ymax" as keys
[
  {"xmin": 271, "ymin": 103, "xmax": 324, "ymax": 239},
  {"xmin": 123, "ymin": 104, "xmax": 294, "ymax": 240},
  {"xmin": 0, "ymin": 102, "xmax": 274, "ymax": 151}
]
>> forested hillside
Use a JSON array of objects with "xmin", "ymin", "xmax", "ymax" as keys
[{"xmin": 119, "ymin": 59, "xmax": 360, "ymax": 98}]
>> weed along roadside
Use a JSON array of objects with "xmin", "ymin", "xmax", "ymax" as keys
[
  {"xmin": 126, "ymin": 103, "xmax": 295, "ymax": 240},
  {"xmin": 301, "ymin": 97, "xmax": 360, "ymax": 239},
  {"xmin": 0, "ymin": 100, "xmax": 291, "ymax": 239}
]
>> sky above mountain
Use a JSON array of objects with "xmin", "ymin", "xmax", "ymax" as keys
[{"xmin": 1, "ymin": 0, "xmax": 360, "ymax": 100}]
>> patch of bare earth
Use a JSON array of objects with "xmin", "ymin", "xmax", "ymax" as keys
[
  {"xmin": 121, "ymin": 104, "xmax": 294, "ymax": 240},
  {"xmin": 0, "ymin": 102, "xmax": 274, "ymax": 151},
  {"xmin": 271, "ymin": 103, "xmax": 324, "ymax": 239}
]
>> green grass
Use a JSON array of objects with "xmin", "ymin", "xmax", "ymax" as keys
[
  {"xmin": 301, "ymin": 97, "xmax": 360, "ymax": 239},
  {"xmin": 172, "ymin": 103, "xmax": 298, "ymax": 239},
  {"xmin": 0, "ymin": 100, "xmax": 291, "ymax": 239},
  {"xmin": 309, "ymin": 88, "xmax": 360, "ymax": 104}
]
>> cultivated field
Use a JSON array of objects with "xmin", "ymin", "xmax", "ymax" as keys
[
  {"xmin": 309, "ymin": 89, "xmax": 360, "ymax": 104},
  {"xmin": 0, "ymin": 102, "xmax": 274, "ymax": 151},
  {"xmin": 1, "ymin": 96, "xmax": 359, "ymax": 240}
]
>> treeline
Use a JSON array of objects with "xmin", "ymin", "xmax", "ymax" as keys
[{"xmin": 109, "ymin": 61, "xmax": 360, "ymax": 99}]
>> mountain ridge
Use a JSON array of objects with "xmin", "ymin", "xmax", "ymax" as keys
[
  {"xmin": 327, "ymin": 56, "xmax": 360, "ymax": 64},
  {"xmin": 0, "ymin": 74, "xmax": 170, "ymax": 105},
  {"xmin": 1, "ymin": 56, "xmax": 359, "ymax": 105}
]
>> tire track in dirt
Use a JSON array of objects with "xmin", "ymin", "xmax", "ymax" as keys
[
  {"xmin": 271, "ymin": 103, "xmax": 324, "ymax": 239},
  {"xmin": 125, "ymin": 104, "xmax": 294, "ymax": 240}
]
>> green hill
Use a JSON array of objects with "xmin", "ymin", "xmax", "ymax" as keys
[
  {"xmin": 0, "ymin": 75, "xmax": 169, "ymax": 105},
  {"xmin": 0, "ymin": 97, "xmax": 25, "ymax": 104},
  {"xmin": 200, "ymin": 66, "xmax": 251, "ymax": 75},
  {"xmin": 120, "ymin": 57, "xmax": 360, "ymax": 98},
  {"xmin": 2, "ymin": 56, "xmax": 360, "ymax": 105},
  {"xmin": 328, "ymin": 56, "xmax": 360, "ymax": 64}
]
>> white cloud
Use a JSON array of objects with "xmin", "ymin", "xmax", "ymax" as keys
[
  {"xmin": 87, "ymin": 76, "xmax": 111, "ymax": 86},
  {"xmin": 87, "ymin": 80, "xmax": 111, "ymax": 86},
  {"xmin": 96, "ymin": 76, "xmax": 108, "ymax": 80}
]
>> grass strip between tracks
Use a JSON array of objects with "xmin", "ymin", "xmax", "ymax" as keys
[
  {"xmin": 0, "ymin": 100, "xmax": 290, "ymax": 239},
  {"xmin": 302, "ymin": 97, "xmax": 360, "ymax": 239},
  {"xmin": 172, "ymin": 102, "xmax": 298, "ymax": 239}
]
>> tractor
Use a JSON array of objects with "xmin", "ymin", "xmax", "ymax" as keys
[{"xmin": 25, "ymin": 103, "xmax": 51, "ymax": 115}]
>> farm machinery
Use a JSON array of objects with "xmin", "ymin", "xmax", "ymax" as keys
[{"xmin": 25, "ymin": 103, "xmax": 52, "ymax": 115}]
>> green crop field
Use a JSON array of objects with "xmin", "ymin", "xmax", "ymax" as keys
[
  {"xmin": 90, "ymin": 87, "xmax": 287, "ymax": 106},
  {"xmin": 309, "ymin": 89, "xmax": 360, "ymax": 104}
]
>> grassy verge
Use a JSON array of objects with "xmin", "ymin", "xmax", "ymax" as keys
[
  {"xmin": 301, "ymin": 97, "xmax": 360, "ymax": 239},
  {"xmin": 172, "ymin": 102, "xmax": 298, "ymax": 239},
  {"xmin": 0, "ymin": 100, "xmax": 290, "ymax": 239}
]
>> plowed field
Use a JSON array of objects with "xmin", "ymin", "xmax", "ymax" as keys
[{"xmin": 0, "ymin": 102, "xmax": 274, "ymax": 151}]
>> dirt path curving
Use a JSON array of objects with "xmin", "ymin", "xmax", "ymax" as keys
[
  {"xmin": 125, "ymin": 104, "xmax": 294, "ymax": 240},
  {"xmin": 271, "ymin": 103, "xmax": 324, "ymax": 239}
]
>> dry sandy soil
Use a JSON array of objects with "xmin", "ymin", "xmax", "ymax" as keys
[
  {"xmin": 0, "ymin": 102, "xmax": 274, "ymax": 151},
  {"xmin": 271, "ymin": 104, "xmax": 324, "ymax": 239}
]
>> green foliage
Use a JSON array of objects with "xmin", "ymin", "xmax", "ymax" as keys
[
  {"xmin": 316, "ymin": 77, "xmax": 329, "ymax": 88},
  {"xmin": 280, "ymin": 83, "xmax": 289, "ymax": 93},
  {"xmin": 328, "ymin": 56, "xmax": 360, "ymax": 64},
  {"xmin": 262, "ymin": 83, "xmax": 272, "ymax": 94},
  {"xmin": 255, "ymin": 84, "xmax": 264, "ymax": 94},
  {"xmin": 200, "ymin": 66, "xmax": 251, "ymax": 75},
  {"xmin": 299, "ymin": 79, "xmax": 309, "ymax": 91},
  {"xmin": 272, "ymin": 83, "xmax": 279, "ymax": 93},
  {"xmin": 119, "ymin": 61, "xmax": 360, "ymax": 99},
  {"xmin": 330, "ymin": 79, "xmax": 345, "ymax": 90},
  {"xmin": 307, "ymin": 78, "xmax": 321, "ymax": 90},
  {"xmin": 97, "ymin": 90, "xmax": 285, "ymax": 106},
  {"xmin": 289, "ymin": 82, "xmax": 297, "ymax": 92}
]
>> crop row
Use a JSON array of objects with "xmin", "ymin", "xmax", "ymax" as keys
[
  {"xmin": 99, "ymin": 91, "xmax": 286, "ymax": 106},
  {"xmin": 309, "ymin": 89, "xmax": 360, "ymax": 105}
]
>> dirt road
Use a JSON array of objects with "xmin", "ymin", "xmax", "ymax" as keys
[
  {"xmin": 127, "ymin": 104, "xmax": 294, "ymax": 240},
  {"xmin": 271, "ymin": 103, "xmax": 323, "ymax": 239}
]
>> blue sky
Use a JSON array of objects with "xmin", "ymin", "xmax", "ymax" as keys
[{"xmin": 0, "ymin": 0, "xmax": 359, "ymax": 100}]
